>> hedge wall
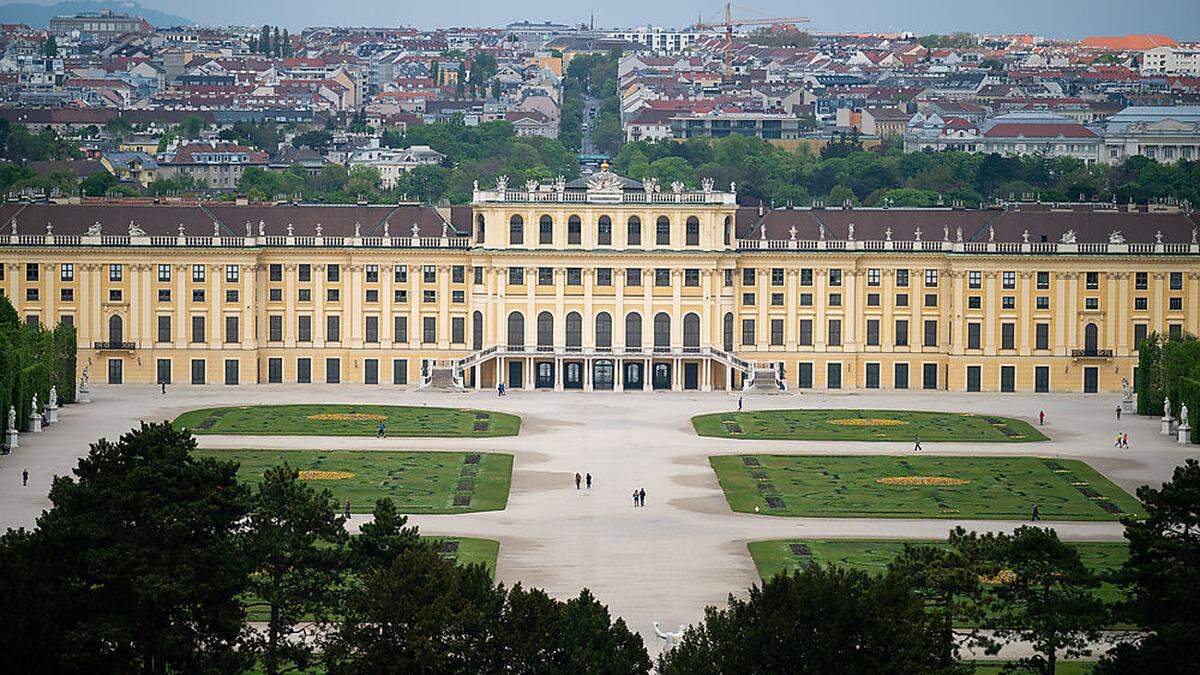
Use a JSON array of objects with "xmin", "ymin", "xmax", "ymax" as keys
[
  {"xmin": 1136, "ymin": 331, "xmax": 1200, "ymax": 444},
  {"xmin": 1180, "ymin": 377, "xmax": 1200, "ymax": 444},
  {"xmin": 0, "ymin": 295, "xmax": 78, "ymax": 436}
]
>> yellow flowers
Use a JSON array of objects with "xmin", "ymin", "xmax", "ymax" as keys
[
  {"xmin": 979, "ymin": 569, "xmax": 1017, "ymax": 585},
  {"xmin": 298, "ymin": 470, "xmax": 356, "ymax": 480},
  {"xmin": 827, "ymin": 418, "xmax": 911, "ymax": 427},
  {"xmin": 306, "ymin": 413, "xmax": 388, "ymax": 421},
  {"xmin": 875, "ymin": 476, "xmax": 971, "ymax": 486}
]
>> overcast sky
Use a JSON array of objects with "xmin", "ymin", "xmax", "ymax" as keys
[{"xmin": 33, "ymin": 1, "xmax": 1200, "ymax": 38}]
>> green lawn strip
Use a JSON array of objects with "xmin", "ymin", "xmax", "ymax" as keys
[
  {"xmin": 174, "ymin": 404, "xmax": 520, "ymax": 438},
  {"xmin": 710, "ymin": 455, "xmax": 1144, "ymax": 521},
  {"xmin": 693, "ymin": 409, "xmax": 1047, "ymax": 442},
  {"xmin": 243, "ymin": 536, "xmax": 500, "ymax": 623},
  {"xmin": 971, "ymin": 661, "xmax": 1095, "ymax": 674},
  {"xmin": 747, "ymin": 539, "xmax": 1128, "ymax": 611},
  {"xmin": 192, "ymin": 449, "xmax": 513, "ymax": 514}
]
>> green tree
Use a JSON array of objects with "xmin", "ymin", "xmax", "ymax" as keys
[
  {"xmin": 260, "ymin": 25, "xmax": 271, "ymax": 55},
  {"xmin": 80, "ymin": 170, "xmax": 119, "ymax": 197},
  {"xmin": 981, "ymin": 527, "xmax": 1107, "ymax": 675},
  {"xmin": 245, "ymin": 465, "xmax": 347, "ymax": 675},
  {"xmin": 1098, "ymin": 459, "xmax": 1200, "ymax": 674},
  {"xmin": 0, "ymin": 423, "xmax": 252, "ymax": 674},
  {"xmin": 657, "ymin": 565, "xmax": 959, "ymax": 674},
  {"xmin": 180, "ymin": 115, "xmax": 208, "ymax": 140},
  {"xmin": 41, "ymin": 35, "xmax": 57, "ymax": 57}
]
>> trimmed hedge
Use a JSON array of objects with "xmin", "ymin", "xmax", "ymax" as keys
[
  {"xmin": 1137, "ymin": 331, "xmax": 1200, "ymax": 444},
  {"xmin": 0, "ymin": 295, "xmax": 77, "ymax": 435}
]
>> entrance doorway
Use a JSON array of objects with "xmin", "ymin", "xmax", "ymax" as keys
[
  {"xmin": 535, "ymin": 361, "xmax": 555, "ymax": 389},
  {"xmin": 1083, "ymin": 367, "xmax": 1099, "ymax": 393},
  {"xmin": 624, "ymin": 362, "xmax": 643, "ymax": 390},
  {"xmin": 594, "ymin": 360, "xmax": 614, "ymax": 390},
  {"xmin": 683, "ymin": 362, "xmax": 699, "ymax": 390},
  {"xmin": 966, "ymin": 365, "xmax": 981, "ymax": 392},
  {"xmin": 507, "ymin": 360, "xmax": 524, "ymax": 389},
  {"xmin": 653, "ymin": 362, "xmax": 672, "ymax": 390},
  {"xmin": 564, "ymin": 361, "xmax": 583, "ymax": 389},
  {"xmin": 107, "ymin": 358, "xmax": 123, "ymax": 384}
]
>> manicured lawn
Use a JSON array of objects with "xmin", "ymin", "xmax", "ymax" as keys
[
  {"xmin": 710, "ymin": 455, "xmax": 1144, "ymax": 521},
  {"xmin": 748, "ymin": 539, "xmax": 1128, "ymax": 609},
  {"xmin": 175, "ymin": 404, "xmax": 520, "ymax": 438},
  {"xmin": 972, "ymin": 662, "xmax": 1095, "ymax": 674},
  {"xmin": 192, "ymin": 449, "xmax": 512, "ymax": 514},
  {"xmin": 429, "ymin": 536, "xmax": 500, "ymax": 577},
  {"xmin": 693, "ymin": 409, "xmax": 1046, "ymax": 442}
]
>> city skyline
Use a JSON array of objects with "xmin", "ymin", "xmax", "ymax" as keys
[{"xmin": 2, "ymin": 0, "xmax": 1198, "ymax": 38}]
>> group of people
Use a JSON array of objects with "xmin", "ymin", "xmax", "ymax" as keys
[
  {"xmin": 574, "ymin": 472, "xmax": 592, "ymax": 490},
  {"xmin": 497, "ymin": 383, "xmax": 507, "ymax": 397},
  {"xmin": 1114, "ymin": 432, "xmax": 1131, "ymax": 449},
  {"xmin": 632, "ymin": 488, "xmax": 647, "ymax": 507}
]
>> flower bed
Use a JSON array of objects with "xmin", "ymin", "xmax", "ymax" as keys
[
  {"xmin": 297, "ymin": 470, "xmax": 356, "ymax": 481},
  {"xmin": 827, "ymin": 418, "xmax": 910, "ymax": 427},
  {"xmin": 875, "ymin": 476, "xmax": 971, "ymax": 486},
  {"xmin": 306, "ymin": 413, "xmax": 389, "ymax": 422}
]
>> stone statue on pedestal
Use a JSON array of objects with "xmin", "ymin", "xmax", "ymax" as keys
[
  {"xmin": 1182, "ymin": 403, "xmax": 1190, "ymax": 428},
  {"xmin": 1163, "ymin": 396, "xmax": 1175, "ymax": 435},
  {"xmin": 1165, "ymin": 396, "xmax": 1172, "ymax": 419},
  {"xmin": 7, "ymin": 405, "xmax": 15, "ymax": 431},
  {"xmin": 653, "ymin": 622, "xmax": 686, "ymax": 650}
]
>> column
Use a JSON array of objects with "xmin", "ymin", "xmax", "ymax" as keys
[{"xmin": 438, "ymin": 264, "xmax": 450, "ymax": 350}]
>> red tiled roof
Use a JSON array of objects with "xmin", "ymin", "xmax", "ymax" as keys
[
  {"xmin": 983, "ymin": 124, "xmax": 1098, "ymax": 139},
  {"xmin": 1081, "ymin": 35, "xmax": 1176, "ymax": 50}
]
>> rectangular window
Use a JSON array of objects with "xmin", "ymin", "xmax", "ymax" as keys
[
  {"xmin": 325, "ymin": 358, "xmax": 341, "ymax": 384},
  {"xmin": 191, "ymin": 315, "xmax": 206, "ymax": 343},
  {"xmin": 393, "ymin": 359, "xmax": 408, "ymax": 385},
  {"xmin": 742, "ymin": 268, "xmax": 756, "ymax": 286},
  {"xmin": 297, "ymin": 358, "xmax": 312, "ymax": 384},
  {"xmin": 655, "ymin": 269, "xmax": 670, "ymax": 287},
  {"xmin": 772, "ymin": 268, "xmax": 785, "ymax": 286},
  {"xmin": 395, "ymin": 290, "xmax": 408, "ymax": 303},
  {"xmin": 60, "ymin": 288, "xmax": 73, "ymax": 302},
  {"xmin": 193, "ymin": 289, "xmax": 207, "ymax": 303},
  {"xmin": 395, "ymin": 316, "xmax": 408, "ymax": 342},
  {"xmin": 1036, "ymin": 296, "xmax": 1049, "ymax": 310},
  {"xmin": 327, "ymin": 264, "xmax": 340, "ymax": 282},
  {"xmin": 1037, "ymin": 271, "xmax": 1050, "ymax": 289},
  {"xmin": 473, "ymin": 267, "xmax": 483, "ymax": 285},
  {"xmin": 509, "ymin": 267, "xmax": 525, "ymax": 285},
  {"xmin": 1002, "ymin": 296, "xmax": 1015, "ymax": 310},
  {"xmin": 157, "ymin": 359, "xmax": 172, "ymax": 385},
  {"xmin": 800, "ymin": 268, "xmax": 813, "ymax": 286},
  {"xmin": 924, "ymin": 269, "xmax": 938, "ymax": 287},
  {"xmin": 365, "ymin": 316, "xmax": 379, "ymax": 343},
  {"xmin": 1133, "ymin": 323, "xmax": 1148, "ymax": 351},
  {"xmin": 298, "ymin": 264, "xmax": 311, "ymax": 282},
  {"xmin": 742, "ymin": 292, "xmax": 755, "ymax": 306},
  {"xmin": 157, "ymin": 315, "xmax": 171, "ymax": 343},
  {"xmin": 895, "ymin": 269, "xmax": 909, "ymax": 287},
  {"xmin": 684, "ymin": 269, "xmax": 700, "ymax": 287},
  {"xmin": 326, "ymin": 315, "xmax": 341, "ymax": 342},
  {"xmin": 327, "ymin": 288, "xmax": 340, "ymax": 302},
  {"xmin": 1036, "ymin": 323, "xmax": 1049, "ymax": 350},
  {"xmin": 225, "ymin": 265, "xmax": 239, "ymax": 283},
  {"xmin": 366, "ymin": 289, "xmax": 379, "ymax": 303},
  {"xmin": 190, "ymin": 359, "xmax": 206, "ymax": 385},
  {"xmin": 1001, "ymin": 323, "xmax": 1015, "ymax": 350},
  {"xmin": 771, "ymin": 292, "xmax": 784, "ymax": 306},
  {"xmin": 422, "ymin": 316, "xmax": 436, "ymax": 343},
  {"xmin": 269, "ymin": 264, "xmax": 282, "ymax": 282},
  {"xmin": 968, "ymin": 270, "xmax": 982, "ymax": 289},
  {"xmin": 24, "ymin": 263, "xmax": 38, "ymax": 282},
  {"xmin": 298, "ymin": 288, "xmax": 311, "ymax": 302},
  {"xmin": 224, "ymin": 359, "xmax": 239, "ymax": 385},
  {"xmin": 452, "ymin": 290, "xmax": 464, "ymax": 303},
  {"xmin": 598, "ymin": 268, "xmax": 613, "ymax": 286},
  {"xmin": 224, "ymin": 316, "xmax": 239, "ymax": 343},
  {"xmin": 537, "ymin": 267, "xmax": 553, "ymax": 286},
  {"xmin": 1086, "ymin": 272, "xmax": 1099, "ymax": 290},
  {"xmin": 895, "ymin": 293, "xmax": 909, "ymax": 307},
  {"xmin": 452, "ymin": 317, "xmax": 465, "ymax": 344},
  {"xmin": 827, "ymin": 363, "xmax": 842, "ymax": 389},
  {"xmin": 423, "ymin": 266, "xmax": 436, "ymax": 284},
  {"xmin": 107, "ymin": 289, "xmax": 121, "ymax": 302},
  {"xmin": 866, "ymin": 362, "xmax": 880, "ymax": 389},
  {"xmin": 829, "ymin": 269, "xmax": 842, "ymax": 287},
  {"xmin": 967, "ymin": 323, "xmax": 981, "ymax": 350},
  {"xmin": 968, "ymin": 296, "xmax": 982, "ymax": 310},
  {"xmin": 828, "ymin": 319, "xmax": 842, "ymax": 347},
  {"xmin": 923, "ymin": 320, "xmax": 938, "ymax": 347},
  {"xmin": 924, "ymin": 293, "xmax": 938, "ymax": 308},
  {"xmin": 626, "ymin": 268, "xmax": 642, "ymax": 286},
  {"xmin": 895, "ymin": 319, "xmax": 909, "ymax": 347},
  {"xmin": 567, "ymin": 268, "xmax": 582, "ymax": 286},
  {"xmin": 158, "ymin": 264, "xmax": 172, "ymax": 282},
  {"xmin": 1002, "ymin": 271, "xmax": 1015, "ymax": 289},
  {"xmin": 799, "ymin": 319, "xmax": 813, "ymax": 346},
  {"xmin": 1085, "ymin": 298, "xmax": 1099, "ymax": 310},
  {"xmin": 741, "ymin": 319, "xmax": 756, "ymax": 345},
  {"xmin": 269, "ymin": 315, "xmax": 283, "ymax": 342},
  {"xmin": 724, "ymin": 269, "xmax": 734, "ymax": 287},
  {"xmin": 109, "ymin": 264, "xmax": 123, "ymax": 281},
  {"xmin": 867, "ymin": 292, "xmax": 880, "ymax": 307},
  {"xmin": 192, "ymin": 264, "xmax": 205, "ymax": 282},
  {"xmin": 923, "ymin": 363, "xmax": 938, "ymax": 390},
  {"xmin": 395, "ymin": 265, "xmax": 408, "ymax": 283},
  {"xmin": 797, "ymin": 362, "xmax": 813, "ymax": 389},
  {"xmin": 451, "ymin": 266, "xmax": 464, "ymax": 284},
  {"xmin": 799, "ymin": 292, "xmax": 813, "ymax": 306},
  {"xmin": 829, "ymin": 293, "xmax": 842, "ymax": 307},
  {"xmin": 60, "ymin": 263, "xmax": 74, "ymax": 281},
  {"xmin": 770, "ymin": 319, "xmax": 784, "ymax": 346},
  {"xmin": 1169, "ymin": 272, "xmax": 1183, "ymax": 291},
  {"xmin": 1169, "ymin": 297, "xmax": 1183, "ymax": 311},
  {"xmin": 893, "ymin": 362, "xmax": 909, "ymax": 389},
  {"xmin": 867, "ymin": 268, "xmax": 881, "ymax": 286},
  {"xmin": 866, "ymin": 319, "xmax": 880, "ymax": 346},
  {"xmin": 268, "ymin": 358, "xmax": 282, "ymax": 384},
  {"xmin": 365, "ymin": 264, "xmax": 379, "ymax": 283}
]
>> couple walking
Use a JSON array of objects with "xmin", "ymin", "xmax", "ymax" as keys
[
  {"xmin": 574, "ymin": 472, "xmax": 592, "ymax": 489},
  {"xmin": 632, "ymin": 487, "xmax": 646, "ymax": 507}
]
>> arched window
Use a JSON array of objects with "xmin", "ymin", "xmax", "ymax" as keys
[
  {"xmin": 595, "ymin": 312, "xmax": 612, "ymax": 348},
  {"xmin": 723, "ymin": 312, "xmax": 734, "ymax": 351},
  {"xmin": 686, "ymin": 216, "xmax": 700, "ymax": 246},
  {"xmin": 656, "ymin": 216, "xmax": 671, "ymax": 246},
  {"xmin": 625, "ymin": 312, "xmax": 642, "ymax": 348},
  {"xmin": 507, "ymin": 311, "xmax": 525, "ymax": 347},
  {"xmin": 539, "ymin": 215, "xmax": 553, "ymax": 245},
  {"xmin": 1084, "ymin": 323, "xmax": 1099, "ymax": 352},
  {"xmin": 509, "ymin": 215, "xmax": 524, "ymax": 245},
  {"xmin": 472, "ymin": 311, "xmax": 483, "ymax": 350},
  {"xmin": 475, "ymin": 214, "xmax": 485, "ymax": 244},
  {"xmin": 627, "ymin": 216, "xmax": 642, "ymax": 246},
  {"xmin": 566, "ymin": 312, "xmax": 582, "ymax": 347},
  {"xmin": 654, "ymin": 312, "xmax": 671, "ymax": 347},
  {"xmin": 537, "ymin": 311, "xmax": 554, "ymax": 347},
  {"xmin": 567, "ymin": 215, "xmax": 582, "ymax": 245},
  {"xmin": 723, "ymin": 216, "xmax": 732, "ymax": 246},
  {"xmin": 683, "ymin": 313, "xmax": 700, "ymax": 348},
  {"xmin": 109, "ymin": 314, "xmax": 124, "ymax": 344},
  {"xmin": 597, "ymin": 215, "xmax": 612, "ymax": 245}
]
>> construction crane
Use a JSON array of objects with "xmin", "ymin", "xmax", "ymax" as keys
[{"xmin": 694, "ymin": 3, "xmax": 810, "ymax": 78}]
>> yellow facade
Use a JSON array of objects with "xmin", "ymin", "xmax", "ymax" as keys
[{"xmin": 1, "ymin": 174, "xmax": 1198, "ymax": 393}]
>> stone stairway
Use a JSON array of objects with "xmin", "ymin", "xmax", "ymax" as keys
[
  {"xmin": 746, "ymin": 367, "xmax": 787, "ymax": 394},
  {"xmin": 420, "ymin": 365, "xmax": 464, "ymax": 392}
]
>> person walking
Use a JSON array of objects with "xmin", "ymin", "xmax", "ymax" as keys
[
  {"xmin": 1122, "ymin": 433, "xmax": 1129, "ymax": 449},
  {"xmin": 1115, "ymin": 405, "xmax": 1122, "ymax": 420},
  {"xmin": 737, "ymin": 397, "xmax": 743, "ymax": 412},
  {"xmin": 377, "ymin": 422, "xmax": 386, "ymax": 438},
  {"xmin": 633, "ymin": 489, "xmax": 639, "ymax": 507},
  {"xmin": 1115, "ymin": 432, "xmax": 1123, "ymax": 448},
  {"xmin": 639, "ymin": 487, "xmax": 646, "ymax": 507},
  {"xmin": 575, "ymin": 473, "xmax": 581, "ymax": 490},
  {"xmin": 344, "ymin": 499, "xmax": 352, "ymax": 520},
  {"xmin": 1039, "ymin": 410, "xmax": 1045, "ymax": 426},
  {"xmin": 913, "ymin": 433, "xmax": 922, "ymax": 452},
  {"xmin": 586, "ymin": 473, "xmax": 592, "ymax": 489},
  {"xmin": 161, "ymin": 380, "xmax": 167, "ymax": 395},
  {"xmin": 22, "ymin": 469, "xmax": 28, "ymax": 486},
  {"xmin": 1031, "ymin": 504, "xmax": 1040, "ymax": 521}
]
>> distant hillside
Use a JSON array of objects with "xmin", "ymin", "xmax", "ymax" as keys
[{"xmin": 0, "ymin": 2, "xmax": 193, "ymax": 29}]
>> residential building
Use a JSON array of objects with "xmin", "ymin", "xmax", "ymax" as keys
[
  {"xmin": 159, "ymin": 142, "xmax": 269, "ymax": 190},
  {"xmin": 1140, "ymin": 46, "xmax": 1200, "ymax": 76},
  {"xmin": 1102, "ymin": 106, "xmax": 1200, "ymax": 164}
]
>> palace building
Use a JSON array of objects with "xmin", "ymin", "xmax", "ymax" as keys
[{"xmin": 1, "ymin": 168, "xmax": 1198, "ymax": 394}]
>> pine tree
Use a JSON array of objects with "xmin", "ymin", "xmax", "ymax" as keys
[
  {"xmin": 281, "ymin": 29, "xmax": 291, "ymax": 57},
  {"xmin": 274, "ymin": 27, "xmax": 282, "ymax": 58},
  {"xmin": 260, "ymin": 26, "xmax": 271, "ymax": 55}
]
